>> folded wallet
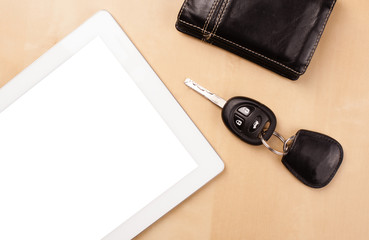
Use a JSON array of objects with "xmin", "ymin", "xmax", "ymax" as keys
[{"xmin": 175, "ymin": 0, "xmax": 336, "ymax": 80}]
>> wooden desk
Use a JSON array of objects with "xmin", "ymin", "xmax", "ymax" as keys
[{"xmin": 1, "ymin": 0, "xmax": 368, "ymax": 239}]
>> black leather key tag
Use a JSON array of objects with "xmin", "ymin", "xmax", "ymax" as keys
[{"xmin": 282, "ymin": 130, "xmax": 343, "ymax": 188}]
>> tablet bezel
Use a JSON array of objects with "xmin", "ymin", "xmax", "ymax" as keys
[{"xmin": 0, "ymin": 11, "xmax": 224, "ymax": 239}]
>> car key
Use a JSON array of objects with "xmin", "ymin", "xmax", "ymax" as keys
[
  {"xmin": 185, "ymin": 78, "xmax": 344, "ymax": 188},
  {"xmin": 184, "ymin": 78, "xmax": 276, "ymax": 145}
]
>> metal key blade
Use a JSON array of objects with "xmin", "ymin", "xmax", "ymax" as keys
[{"xmin": 184, "ymin": 78, "xmax": 226, "ymax": 108}]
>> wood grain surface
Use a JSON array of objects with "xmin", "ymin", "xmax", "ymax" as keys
[{"xmin": 1, "ymin": 0, "xmax": 369, "ymax": 239}]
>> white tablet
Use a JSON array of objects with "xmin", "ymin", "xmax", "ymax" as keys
[{"xmin": 0, "ymin": 11, "xmax": 223, "ymax": 240}]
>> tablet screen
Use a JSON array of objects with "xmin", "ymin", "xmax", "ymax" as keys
[{"xmin": 0, "ymin": 37, "xmax": 197, "ymax": 240}]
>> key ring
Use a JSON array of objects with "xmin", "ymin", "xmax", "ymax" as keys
[
  {"xmin": 260, "ymin": 131, "xmax": 287, "ymax": 156},
  {"xmin": 283, "ymin": 135, "xmax": 296, "ymax": 152}
]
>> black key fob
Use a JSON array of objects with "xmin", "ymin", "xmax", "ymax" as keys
[
  {"xmin": 221, "ymin": 97, "xmax": 276, "ymax": 145},
  {"xmin": 282, "ymin": 130, "xmax": 343, "ymax": 188}
]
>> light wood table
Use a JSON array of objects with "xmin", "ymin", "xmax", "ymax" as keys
[{"xmin": 1, "ymin": 0, "xmax": 369, "ymax": 239}]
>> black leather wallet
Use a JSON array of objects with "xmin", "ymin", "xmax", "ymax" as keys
[{"xmin": 175, "ymin": 0, "xmax": 336, "ymax": 80}]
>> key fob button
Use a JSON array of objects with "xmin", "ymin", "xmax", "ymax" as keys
[
  {"xmin": 237, "ymin": 106, "xmax": 251, "ymax": 116},
  {"xmin": 250, "ymin": 116, "xmax": 262, "ymax": 132},
  {"xmin": 233, "ymin": 114, "xmax": 244, "ymax": 130}
]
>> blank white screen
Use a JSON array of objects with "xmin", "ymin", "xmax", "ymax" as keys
[{"xmin": 0, "ymin": 37, "xmax": 197, "ymax": 240}]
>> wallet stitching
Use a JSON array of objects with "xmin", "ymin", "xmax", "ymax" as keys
[
  {"xmin": 210, "ymin": 0, "xmax": 228, "ymax": 35},
  {"xmin": 178, "ymin": 0, "xmax": 190, "ymax": 20},
  {"xmin": 177, "ymin": 19, "xmax": 301, "ymax": 75},
  {"xmin": 203, "ymin": 0, "xmax": 221, "ymax": 34},
  {"xmin": 212, "ymin": 0, "xmax": 231, "ymax": 35},
  {"xmin": 301, "ymin": 0, "xmax": 336, "ymax": 73}
]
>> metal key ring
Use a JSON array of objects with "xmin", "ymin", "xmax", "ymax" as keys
[
  {"xmin": 283, "ymin": 135, "xmax": 296, "ymax": 152},
  {"xmin": 260, "ymin": 131, "xmax": 287, "ymax": 156}
]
